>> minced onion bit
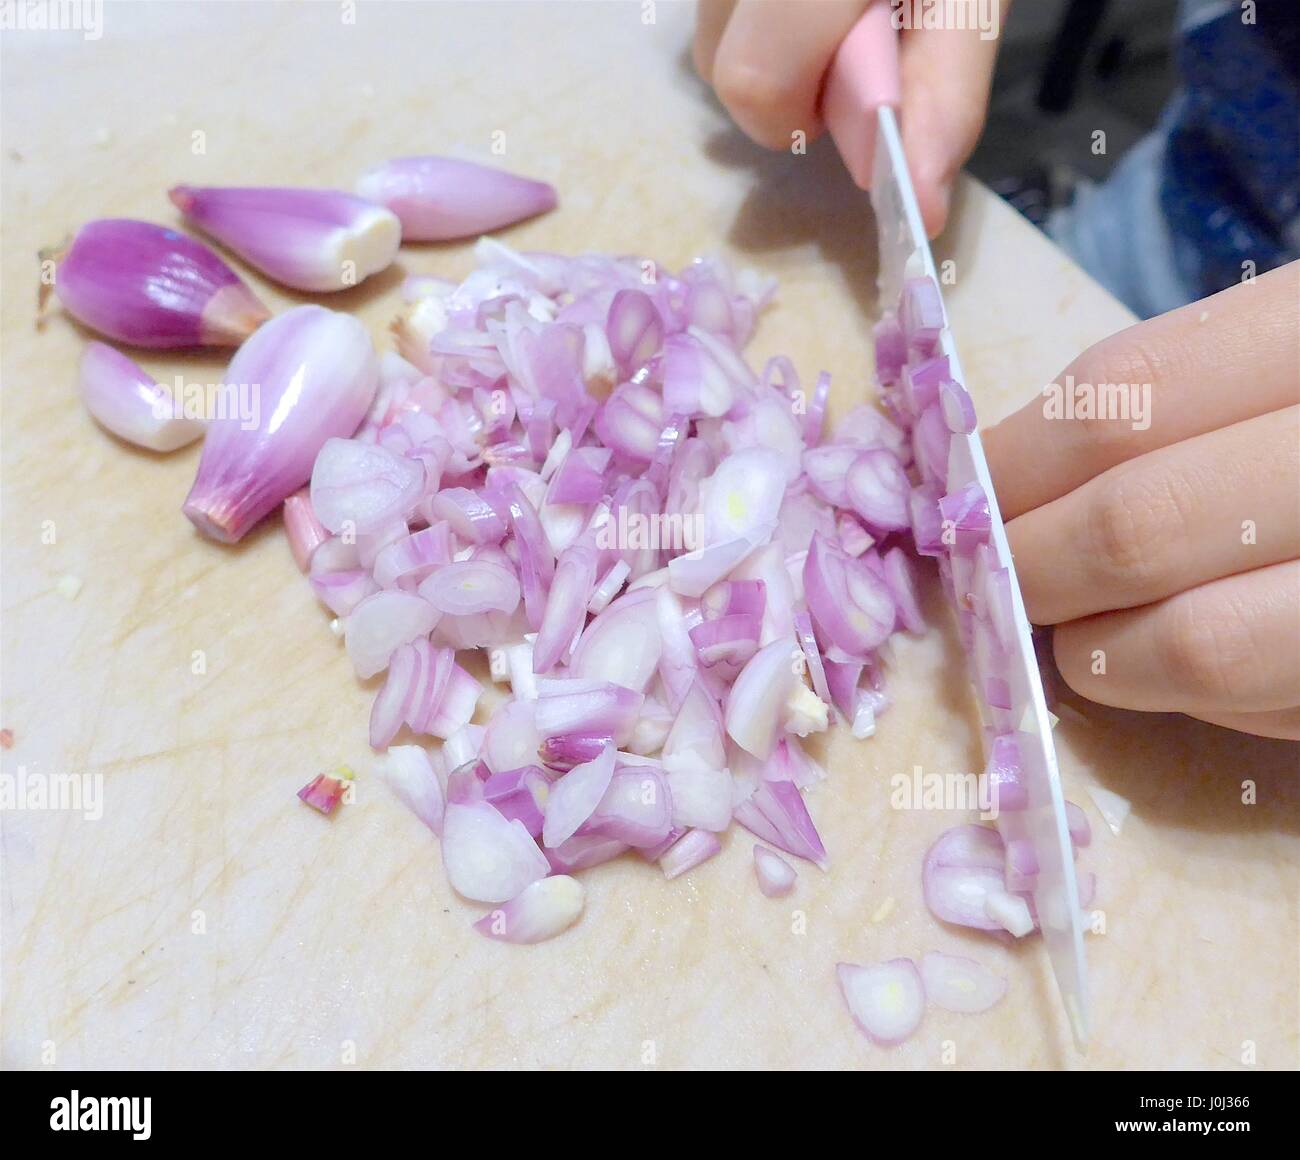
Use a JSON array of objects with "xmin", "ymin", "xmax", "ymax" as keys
[
  {"xmin": 287, "ymin": 240, "xmax": 938, "ymax": 942},
  {"xmin": 753, "ymin": 844, "xmax": 797, "ymax": 898},
  {"xmin": 297, "ymin": 771, "xmax": 347, "ymax": 815}
]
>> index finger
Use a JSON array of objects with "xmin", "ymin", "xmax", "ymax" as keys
[{"xmin": 983, "ymin": 262, "xmax": 1300, "ymax": 521}]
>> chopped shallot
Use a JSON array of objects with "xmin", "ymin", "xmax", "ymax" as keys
[{"xmin": 836, "ymin": 959, "xmax": 925, "ymax": 1046}]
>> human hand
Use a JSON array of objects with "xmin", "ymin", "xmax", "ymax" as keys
[
  {"xmin": 984, "ymin": 263, "xmax": 1300, "ymax": 740},
  {"xmin": 693, "ymin": 0, "xmax": 1004, "ymax": 236}
]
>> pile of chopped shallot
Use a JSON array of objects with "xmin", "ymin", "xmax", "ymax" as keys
[
  {"xmin": 296, "ymin": 239, "xmax": 920, "ymax": 940},
  {"xmin": 48, "ymin": 154, "xmax": 1097, "ymax": 1050}
]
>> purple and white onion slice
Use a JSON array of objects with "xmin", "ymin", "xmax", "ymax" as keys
[
  {"xmin": 919, "ymin": 951, "xmax": 1007, "ymax": 1014},
  {"xmin": 474, "ymin": 875, "xmax": 585, "ymax": 945},
  {"xmin": 836, "ymin": 959, "xmax": 925, "ymax": 1046}
]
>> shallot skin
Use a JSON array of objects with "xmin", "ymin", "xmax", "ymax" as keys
[
  {"xmin": 51, "ymin": 219, "xmax": 269, "ymax": 348},
  {"xmin": 355, "ymin": 156, "xmax": 557, "ymax": 241}
]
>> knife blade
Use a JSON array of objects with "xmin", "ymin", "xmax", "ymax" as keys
[{"xmin": 824, "ymin": 4, "xmax": 1090, "ymax": 1049}]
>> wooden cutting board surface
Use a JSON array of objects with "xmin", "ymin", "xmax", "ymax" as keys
[{"xmin": 2, "ymin": 1, "xmax": 1296, "ymax": 1070}]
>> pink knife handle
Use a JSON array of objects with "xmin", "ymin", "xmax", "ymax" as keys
[{"xmin": 823, "ymin": 3, "xmax": 902, "ymax": 191}]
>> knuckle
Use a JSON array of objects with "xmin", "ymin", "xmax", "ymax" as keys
[
  {"xmin": 1063, "ymin": 333, "xmax": 1166, "ymax": 451},
  {"xmin": 1086, "ymin": 470, "xmax": 1180, "ymax": 594},
  {"xmin": 711, "ymin": 59, "xmax": 801, "ymax": 146},
  {"xmin": 1156, "ymin": 598, "xmax": 1254, "ymax": 705}
]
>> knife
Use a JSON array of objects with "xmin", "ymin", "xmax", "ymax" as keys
[{"xmin": 824, "ymin": 3, "xmax": 1090, "ymax": 1049}]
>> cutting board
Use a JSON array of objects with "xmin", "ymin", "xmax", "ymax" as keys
[{"xmin": 2, "ymin": 1, "xmax": 1296, "ymax": 1070}]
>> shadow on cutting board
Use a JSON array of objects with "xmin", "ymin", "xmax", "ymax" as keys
[{"xmin": 675, "ymin": 41, "xmax": 883, "ymax": 318}]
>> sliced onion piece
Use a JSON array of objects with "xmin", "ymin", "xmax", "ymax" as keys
[
  {"xmin": 724, "ymin": 639, "xmax": 796, "ymax": 760},
  {"xmin": 689, "ymin": 614, "xmax": 760, "ymax": 674},
  {"xmin": 922, "ymin": 824, "xmax": 1007, "ymax": 931},
  {"xmin": 792, "ymin": 611, "xmax": 833, "ymax": 710},
  {"xmin": 545, "ymin": 832, "xmax": 627, "ymax": 874},
  {"xmin": 594, "ymin": 380, "xmax": 663, "ymax": 461},
  {"xmin": 588, "ymin": 559, "xmax": 630, "ymax": 614},
  {"xmin": 667, "ymin": 537, "xmax": 756, "ymax": 600},
  {"xmin": 732, "ymin": 776, "xmax": 828, "ymax": 869},
  {"xmin": 836, "ymin": 959, "xmax": 924, "ymax": 1046},
  {"xmin": 373, "ymin": 523, "xmax": 454, "ymax": 588},
  {"xmin": 900, "ymin": 355, "xmax": 950, "ymax": 415},
  {"xmin": 753, "ymin": 845, "xmax": 797, "ymax": 898},
  {"xmin": 311, "ymin": 437, "xmax": 424, "ymax": 535},
  {"xmin": 804, "ymin": 535, "xmax": 895, "ymax": 660},
  {"xmin": 441, "ymin": 800, "xmax": 549, "ymax": 904},
  {"xmin": 311, "ymin": 568, "xmax": 377, "ymax": 617},
  {"xmin": 940, "ymin": 379, "xmax": 977, "ymax": 434},
  {"xmin": 845, "ymin": 449, "xmax": 910, "ymax": 532},
  {"xmin": 662, "ymin": 331, "xmax": 736, "ymax": 418},
  {"xmin": 587, "ymin": 763, "xmax": 673, "ymax": 847},
  {"xmin": 483, "ymin": 765, "xmax": 550, "ymax": 837},
  {"xmin": 919, "ymin": 951, "xmax": 1007, "ymax": 1014},
  {"xmin": 427, "ymin": 487, "xmax": 507, "ymax": 544},
  {"xmin": 702, "ymin": 579, "xmax": 765, "ymax": 621},
  {"xmin": 912, "ymin": 403, "xmax": 951, "ymax": 488},
  {"xmin": 900, "ymin": 276, "xmax": 944, "ymax": 354},
  {"xmin": 530, "ymin": 538, "xmax": 595, "ymax": 676},
  {"xmin": 539, "ymin": 731, "xmax": 613, "ymax": 772},
  {"xmin": 504, "ymin": 482, "xmax": 554, "ymax": 629},
  {"xmin": 345, "ymin": 589, "xmax": 440, "ymax": 678},
  {"xmin": 482, "ymin": 699, "xmax": 543, "ymax": 774},
  {"xmin": 418, "ymin": 558, "xmax": 521, "ymax": 616},
  {"xmin": 803, "ymin": 370, "xmax": 830, "ymax": 444},
  {"xmin": 534, "ymin": 678, "xmax": 644, "ymax": 745},
  {"xmin": 443, "ymin": 723, "xmax": 484, "ymax": 772},
  {"xmin": 473, "ymin": 875, "xmax": 585, "ymax": 944},
  {"xmin": 541, "ymin": 743, "xmax": 616, "ymax": 848},
  {"xmin": 801, "ymin": 444, "xmax": 859, "ymax": 507},
  {"xmin": 700, "ymin": 447, "xmax": 790, "ymax": 546},
  {"xmin": 909, "ymin": 484, "xmax": 945, "ymax": 557},
  {"xmin": 659, "ymin": 828, "xmax": 722, "ymax": 879},
  {"xmin": 606, "ymin": 288, "xmax": 663, "ymax": 377},
  {"xmin": 938, "ymin": 481, "xmax": 991, "ymax": 555},
  {"xmin": 382, "ymin": 744, "xmax": 445, "ymax": 832}
]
